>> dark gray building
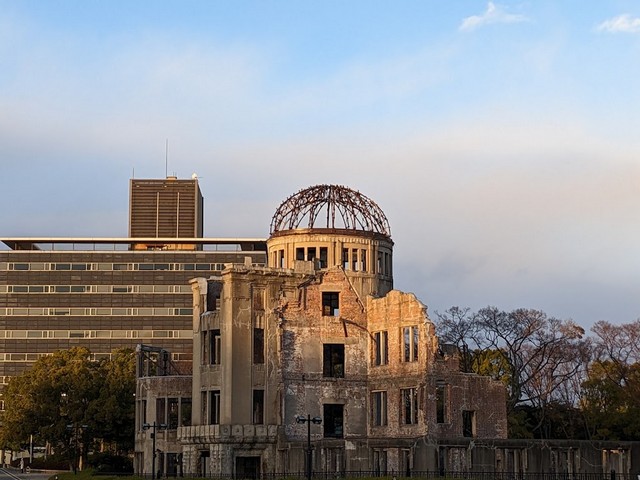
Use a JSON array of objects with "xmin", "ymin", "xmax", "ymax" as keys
[{"xmin": 0, "ymin": 177, "xmax": 267, "ymax": 386}]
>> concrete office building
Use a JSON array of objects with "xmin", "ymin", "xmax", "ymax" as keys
[{"xmin": 0, "ymin": 177, "xmax": 267, "ymax": 385}]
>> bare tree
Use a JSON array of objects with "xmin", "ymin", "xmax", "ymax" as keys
[{"xmin": 435, "ymin": 306, "xmax": 591, "ymax": 437}]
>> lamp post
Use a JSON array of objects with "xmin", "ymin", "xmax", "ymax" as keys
[
  {"xmin": 296, "ymin": 415, "xmax": 322, "ymax": 480},
  {"xmin": 142, "ymin": 422, "xmax": 167, "ymax": 480},
  {"xmin": 66, "ymin": 423, "xmax": 88, "ymax": 474}
]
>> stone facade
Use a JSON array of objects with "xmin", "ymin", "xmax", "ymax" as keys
[
  {"xmin": 171, "ymin": 262, "xmax": 506, "ymax": 478},
  {"xmin": 134, "ymin": 185, "xmax": 508, "ymax": 477}
]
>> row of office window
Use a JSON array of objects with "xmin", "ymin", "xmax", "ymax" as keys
[
  {"xmin": 0, "ymin": 262, "xmax": 230, "ymax": 272},
  {"xmin": 0, "ymin": 307, "xmax": 193, "ymax": 316},
  {"xmin": 0, "ymin": 329, "xmax": 191, "ymax": 339},
  {"xmin": 1, "ymin": 284, "xmax": 192, "ymax": 294}
]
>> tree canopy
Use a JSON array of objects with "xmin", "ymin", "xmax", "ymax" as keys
[{"xmin": 0, "ymin": 347, "xmax": 136, "ymax": 460}]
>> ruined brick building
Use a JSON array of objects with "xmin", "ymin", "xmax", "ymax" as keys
[{"xmin": 135, "ymin": 185, "xmax": 508, "ymax": 477}]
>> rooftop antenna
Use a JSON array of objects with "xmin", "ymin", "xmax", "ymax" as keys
[{"xmin": 165, "ymin": 139, "xmax": 169, "ymax": 178}]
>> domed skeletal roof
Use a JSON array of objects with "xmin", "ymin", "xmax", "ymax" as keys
[{"xmin": 270, "ymin": 184, "xmax": 391, "ymax": 236}]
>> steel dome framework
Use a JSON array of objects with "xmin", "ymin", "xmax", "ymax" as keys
[{"xmin": 270, "ymin": 185, "xmax": 391, "ymax": 236}]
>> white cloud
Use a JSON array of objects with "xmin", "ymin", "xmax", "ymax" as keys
[
  {"xmin": 459, "ymin": 2, "xmax": 528, "ymax": 32},
  {"xmin": 596, "ymin": 14, "xmax": 640, "ymax": 34}
]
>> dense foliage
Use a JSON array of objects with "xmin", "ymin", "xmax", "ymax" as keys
[
  {"xmin": 436, "ymin": 307, "xmax": 640, "ymax": 440},
  {"xmin": 0, "ymin": 347, "xmax": 136, "ymax": 463}
]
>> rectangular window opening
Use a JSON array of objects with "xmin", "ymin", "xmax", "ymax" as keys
[
  {"xmin": 436, "ymin": 384, "xmax": 448, "ymax": 424},
  {"xmin": 403, "ymin": 326, "xmax": 419, "ymax": 362},
  {"xmin": 156, "ymin": 398, "xmax": 166, "ymax": 425},
  {"xmin": 401, "ymin": 388, "xmax": 418, "ymax": 425},
  {"xmin": 253, "ymin": 327, "xmax": 264, "ymax": 364},
  {"xmin": 462, "ymin": 410, "xmax": 476, "ymax": 437},
  {"xmin": 206, "ymin": 281, "xmax": 222, "ymax": 312},
  {"xmin": 180, "ymin": 397, "xmax": 192, "ymax": 427},
  {"xmin": 323, "ymin": 343, "xmax": 345, "ymax": 378},
  {"xmin": 322, "ymin": 292, "xmax": 340, "ymax": 317},
  {"xmin": 323, "ymin": 404, "xmax": 344, "ymax": 438},
  {"xmin": 319, "ymin": 247, "xmax": 328, "ymax": 268},
  {"xmin": 210, "ymin": 329, "xmax": 221, "ymax": 365},
  {"xmin": 167, "ymin": 398, "xmax": 179, "ymax": 429},
  {"xmin": 372, "ymin": 391, "xmax": 387, "ymax": 426},
  {"xmin": 209, "ymin": 390, "xmax": 220, "ymax": 425},
  {"xmin": 252, "ymin": 390, "xmax": 264, "ymax": 425},
  {"xmin": 374, "ymin": 331, "xmax": 388, "ymax": 366},
  {"xmin": 307, "ymin": 247, "xmax": 316, "ymax": 262}
]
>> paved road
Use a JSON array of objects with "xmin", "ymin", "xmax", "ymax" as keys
[{"xmin": 0, "ymin": 468, "xmax": 55, "ymax": 480}]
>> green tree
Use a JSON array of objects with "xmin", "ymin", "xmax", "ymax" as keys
[
  {"xmin": 0, "ymin": 348, "xmax": 99, "ymax": 462},
  {"xmin": 582, "ymin": 320, "xmax": 640, "ymax": 440},
  {"xmin": 0, "ymin": 347, "xmax": 136, "ymax": 466},
  {"xmin": 87, "ymin": 349, "xmax": 136, "ymax": 453}
]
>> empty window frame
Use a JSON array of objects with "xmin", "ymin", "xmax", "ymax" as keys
[
  {"xmin": 181, "ymin": 398, "xmax": 192, "ymax": 427},
  {"xmin": 253, "ymin": 390, "xmax": 264, "ymax": 424},
  {"xmin": 323, "ymin": 404, "xmax": 344, "ymax": 438},
  {"xmin": 307, "ymin": 247, "xmax": 316, "ymax": 262},
  {"xmin": 206, "ymin": 281, "xmax": 222, "ymax": 312},
  {"xmin": 156, "ymin": 398, "xmax": 166, "ymax": 426},
  {"xmin": 372, "ymin": 391, "xmax": 387, "ymax": 426},
  {"xmin": 209, "ymin": 390, "xmax": 221, "ymax": 425},
  {"xmin": 319, "ymin": 247, "xmax": 328, "ymax": 268},
  {"xmin": 402, "ymin": 326, "xmax": 419, "ymax": 362},
  {"xmin": 323, "ymin": 344, "xmax": 345, "ymax": 378},
  {"xmin": 401, "ymin": 388, "xmax": 418, "ymax": 425},
  {"xmin": 436, "ymin": 384, "xmax": 448, "ymax": 424},
  {"xmin": 373, "ymin": 331, "xmax": 388, "ymax": 366},
  {"xmin": 167, "ymin": 398, "xmax": 179, "ymax": 429},
  {"xmin": 253, "ymin": 328, "xmax": 264, "ymax": 364},
  {"xmin": 140, "ymin": 399, "xmax": 147, "ymax": 429},
  {"xmin": 462, "ymin": 410, "xmax": 476, "ymax": 437},
  {"xmin": 322, "ymin": 292, "xmax": 340, "ymax": 317},
  {"xmin": 210, "ymin": 329, "xmax": 221, "ymax": 365},
  {"xmin": 296, "ymin": 248, "xmax": 305, "ymax": 261},
  {"xmin": 373, "ymin": 450, "xmax": 388, "ymax": 477},
  {"xmin": 400, "ymin": 449, "xmax": 413, "ymax": 477}
]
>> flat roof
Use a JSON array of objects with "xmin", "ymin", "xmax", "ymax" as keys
[{"xmin": 1, "ymin": 237, "xmax": 268, "ymax": 251}]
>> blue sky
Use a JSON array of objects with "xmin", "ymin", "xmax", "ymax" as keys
[{"xmin": 1, "ymin": 1, "xmax": 640, "ymax": 328}]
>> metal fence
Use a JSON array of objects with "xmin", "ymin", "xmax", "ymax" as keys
[{"xmin": 133, "ymin": 471, "xmax": 634, "ymax": 480}]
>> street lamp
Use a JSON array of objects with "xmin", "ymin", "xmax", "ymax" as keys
[
  {"xmin": 66, "ymin": 423, "xmax": 88, "ymax": 474},
  {"xmin": 296, "ymin": 415, "xmax": 322, "ymax": 480},
  {"xmin": 142, "ymin": 422, "xmax": 167, "ymax": 480}
]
